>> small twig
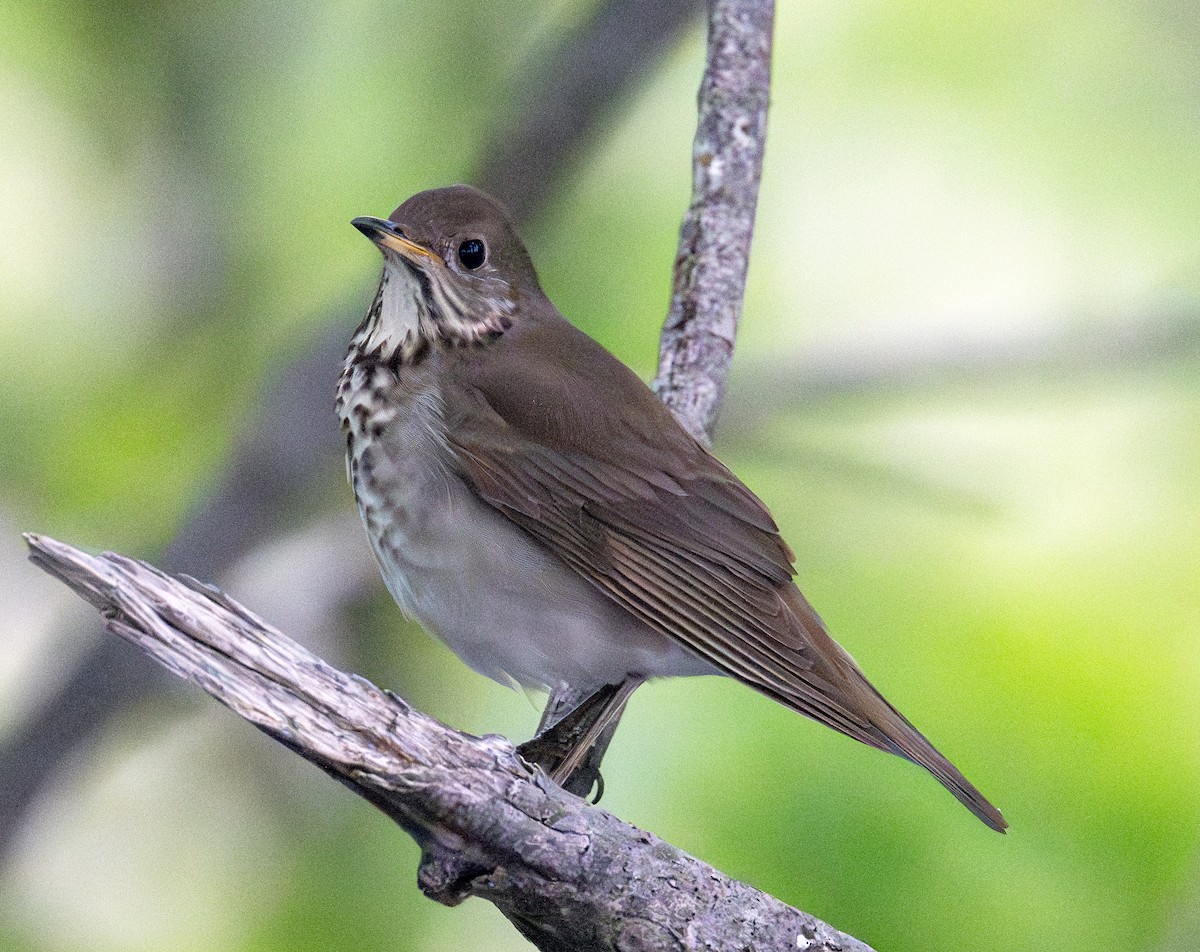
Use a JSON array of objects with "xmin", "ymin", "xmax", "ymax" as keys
[{"xmin": 24, "ymin": 533, "xmax": 873, "ymax": 952}]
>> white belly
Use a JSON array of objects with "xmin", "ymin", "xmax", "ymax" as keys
[{"xmin": 342, "ymin": 367, "xmax": 715, "ymax": 692}]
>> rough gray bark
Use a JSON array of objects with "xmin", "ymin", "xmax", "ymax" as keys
[
  {"xmin": 654, "ymin": 0, "xmax": 773, "ymax": 446},
  {"xmin": 25, "ymin": 534, "xmax": 873, "ymax": 952}
]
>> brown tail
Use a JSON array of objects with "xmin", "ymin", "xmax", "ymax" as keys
[
  {"xmin": 781, "ymin": 588, "xmax": 1008, "ymax": 832},
  {"xmin": 864, "ymin": 685, "xmax": 1008, "ymax": 832}
]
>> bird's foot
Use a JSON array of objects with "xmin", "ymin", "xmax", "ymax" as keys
[{"xmin": 517, "ymin": 683, "xmax": 619, "ymax": 801}]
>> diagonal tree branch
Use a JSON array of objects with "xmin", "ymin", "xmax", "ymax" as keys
[
  {"xmin": 477, "ymin": 0, "xmax": 704, "ymax": 219},
  {"xmin": 23, "ymin": 533, "xmax": 873, "ymax": 952}
]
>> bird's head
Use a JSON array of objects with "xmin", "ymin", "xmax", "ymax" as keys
[{"xmin": 352, "ymin": 185, "xmax": 544, "ymax": 360}]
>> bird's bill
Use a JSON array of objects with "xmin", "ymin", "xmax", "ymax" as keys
[{"xmin": 351, "ymin": 216, "xmax": 438, "ymax": 263}]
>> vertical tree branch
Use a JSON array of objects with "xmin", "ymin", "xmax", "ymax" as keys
[
  {"xmin": 655, "ymin": 0, "xmax": 774, "ymax": 446},
  {"xmin": 541, "ymin": 0, "xmax": 775, "ymax": 793}
]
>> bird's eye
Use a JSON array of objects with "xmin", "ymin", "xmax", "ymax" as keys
[{"xmin": 457, "ymin": 238, "xmax": 486, "ymax": 270}]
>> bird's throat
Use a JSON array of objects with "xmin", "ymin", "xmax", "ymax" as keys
[
  {"xmin": 348, "ymin": 265, "xmax": 433, "ymax": 370},
  {"xmin": 353, "ymin": 258, "xmax": 519, "ymax": 372}
]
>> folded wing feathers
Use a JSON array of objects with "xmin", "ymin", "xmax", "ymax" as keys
[{"xmin": 443, "ymin": 353, "xmax": 1006, "ymax": 830}]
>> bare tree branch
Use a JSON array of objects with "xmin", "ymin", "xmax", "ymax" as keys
[
  {"xmin": 23, "ymin": 533, "xmax": 873, "ymax": 952},
  {"xmin": 654, "ymin": 0, "xmax": 773, "ymax": 446}
]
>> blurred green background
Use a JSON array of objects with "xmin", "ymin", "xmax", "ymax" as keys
[{"xmin": 2, "ymin": 0, "xmax": 1199, "ymax": 950}]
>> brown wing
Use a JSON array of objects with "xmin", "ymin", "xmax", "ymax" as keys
[
  {"xmin": 441, "ymin": 314, "xmax": 888, "ymax": 747},
  {"xmin": 443, "ymin": 312, "xmax": 1008, "ymax": 832}
]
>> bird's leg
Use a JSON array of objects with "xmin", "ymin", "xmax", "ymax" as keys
[
  {"xmin": 549, "ymin": 675, "xmax": 642, "ymax": 783},
  {"xmin": 517, "ymin": 682, "xmax": 619, "ymax": 777},
  {"xmin": 517, "ymin": 676, "xmax": 644, "ymax": 800}
]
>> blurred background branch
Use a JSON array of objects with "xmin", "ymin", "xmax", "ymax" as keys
[{"xmin": 0, "ymin": 0, "xmax": 704, "ymax": 864}]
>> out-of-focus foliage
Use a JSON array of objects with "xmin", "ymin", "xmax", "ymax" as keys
[{"xmin": 2, "ymin": 1, "xmax": 1198, "ymax": 951}]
